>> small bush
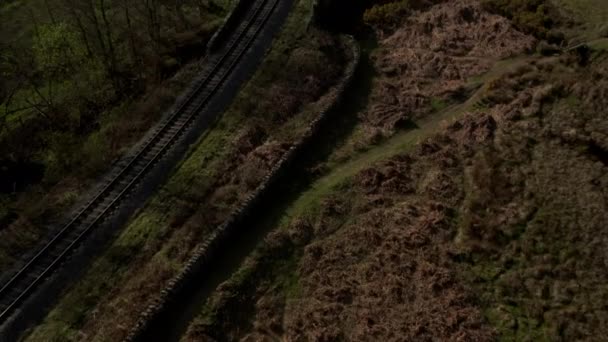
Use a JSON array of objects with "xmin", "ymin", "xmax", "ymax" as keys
[
  {"xmin": 600, "ymin": 24, "xmax": 608, "ymax": 38},
  {"xmin": 430, "ymin": 97, "xmax": 448, "ymax": 112},
  {"xmin": 482, "ymin": 0, "xmax": 562, "ymax": 42},
  {"xmin": 363, "ymin": 0, "xmax": 411, "ymax": 28}
]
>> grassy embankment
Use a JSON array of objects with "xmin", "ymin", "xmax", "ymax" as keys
[{"xmin": 23, "ymin": 0, "xmax": 348, "ymax": 340}]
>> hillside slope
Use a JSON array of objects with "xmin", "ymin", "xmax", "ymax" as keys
[{"xmin": 179, "ymin": 0, "xmax": 608, "ymax": 340}]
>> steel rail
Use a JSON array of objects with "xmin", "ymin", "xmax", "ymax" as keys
[{"xmin": 0, "ymin": 0, "xmax": 275, "ymax": 323}]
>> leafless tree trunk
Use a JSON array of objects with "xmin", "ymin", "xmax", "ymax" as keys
[
  {"xmin": 69, "ymin": 5, "xmax": 94, "ymax": 57},
  {"xmin": 175, "ymin": 0, "xmax": 190, "ymax": 30},
  {"xmin": 141, "ymin": 0, "xmax": 163, "ymax": 80},
  {"xmin": 99, "ymin": 0, "xmax": 117, "ymax": 71},
  {"xmin": 44, "ymin": 0, "xmax": 56, "ymax": 24},
  {"xmin": 122, "ymin": 0, "xmax": 139, "ymax": 65},
  {"xmin": 25, "ymin": 5, "xmax": 40, "ymax": 40}
]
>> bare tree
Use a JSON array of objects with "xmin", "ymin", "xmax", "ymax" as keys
[{"xmin": 174, "ymin": 0, "xmax": 190, "ymax": 30}]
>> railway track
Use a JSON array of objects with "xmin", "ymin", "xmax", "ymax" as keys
[{"xmin": 0, "ymin": 0, "xmax": 277, "ymax": 325}]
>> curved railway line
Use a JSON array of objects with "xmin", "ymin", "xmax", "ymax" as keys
[{"xmin": 0, "ymin": 0, "xmax": 278, "ymax": 326}]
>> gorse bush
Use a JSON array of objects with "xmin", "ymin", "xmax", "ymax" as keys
[
  {"xmin": 481, "ymin": 0, "xmax": 561, "ymax": 42},
  {"xmin": 363, "ymin": 0, "xmax": 411, "ymax": 28}
]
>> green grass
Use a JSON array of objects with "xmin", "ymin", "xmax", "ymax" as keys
[
  {"xmin": 589, "ymin": 38, "xmax": 608, "ymax": 51},
  {"xmin": 272, "ymin": 29, "xmax": 541, "ymax": 239},
  {"xmin": 562, "ymin": 94, "xmax": 581, "ymax": 107},
  {"xmin": 283, "ymin": 103, "xmax": 466, "ymax": 220},
  {"xmin": 553, "ymin": 0, "xmax": 608, "ymax": 42},
  {"xmin": 484, "ymin": 305, "xmax": 551, "ymax": 342},
  {"xmin": 25, "ymin": 211, "xmax": 167, "ymax": 341},
  {"xmin": 430, "ymin": 97, "xmax": 448, "ymax": 112},
  {"xmin": 285, "ymin": 59, "xmax": 515, "ymax": 220},
  {"xmin": 186, "ymin": 252, "xmax": 303, "ymax": 338}
]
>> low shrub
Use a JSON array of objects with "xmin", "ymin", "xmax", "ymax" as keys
[
  {"xmin": 363, "ymin": 0, "xmax": 412, "ymax": 28},
  {"xmin": 482, "ymin": 0, "xmax": 563, "ymax": 43}
]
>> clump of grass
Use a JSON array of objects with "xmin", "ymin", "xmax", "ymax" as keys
[
  {"xmin": 430, "ymin": 97, "xmax": 448, "ymax": 112},
  {"xmin": 563, "ymin": 94, "xmax": 581, "ymax": 107},
  {"xmin": 363, "ymin": 0, "xmax": 411, "ymax": 28}
]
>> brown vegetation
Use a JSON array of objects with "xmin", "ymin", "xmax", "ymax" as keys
[
  {"xmin": 182, "ymin": 0, "xmax": 608, "ymax": 340},
  {"xmin": 187, "ymin": 51, "xmax": 608, "ymax": 340},
  {"xmin": 481, "ymin": 0, "xmax": 564, "ymax": 42},
  {"xmin": 362, "ymin": 0, "xmax": 534, "ymax": 134}
]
